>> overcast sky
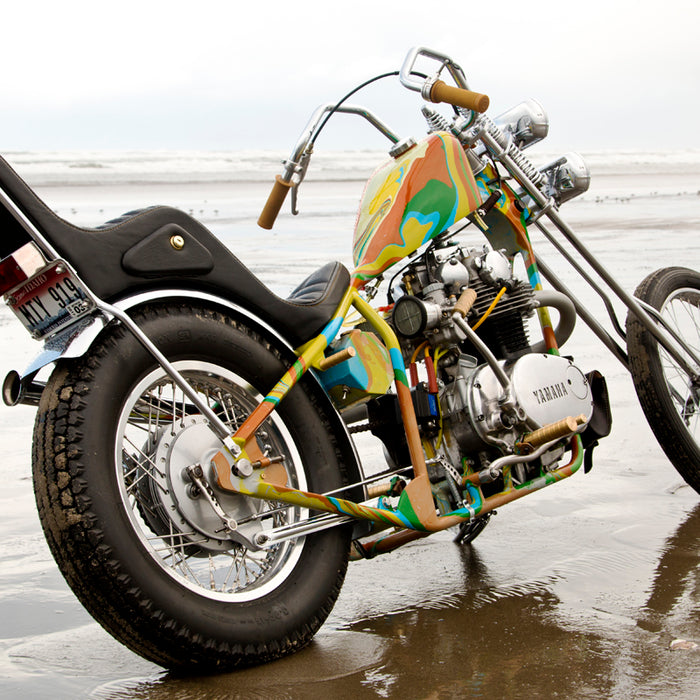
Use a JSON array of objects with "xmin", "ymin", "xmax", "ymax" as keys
[{"xmin": 1, "ymin": 0, "xmax": 697, "ymax": 152}]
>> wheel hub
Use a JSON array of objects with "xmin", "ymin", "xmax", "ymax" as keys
[{"xmin": 146, "ymin": 416, "xmax": 262, "ymax": 552}]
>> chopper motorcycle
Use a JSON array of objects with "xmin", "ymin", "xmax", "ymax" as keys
[{"xmin": 1, "ymin": 47, "xmax": 699, "ymax": 670}]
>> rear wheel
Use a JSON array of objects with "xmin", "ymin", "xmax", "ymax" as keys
[
  {"xmin": 626, "ymin": 267, "xmax": 700, "ymax": 492},
  {"xmin": 32, "ymin": 303, "xmax": 351, "ymax": 670}
]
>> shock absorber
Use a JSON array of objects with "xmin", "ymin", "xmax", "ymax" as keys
[
  {"xmin": 478, "ymin": 115, "xmax": 545, "ymax": 188},
  {"xmin": 421, "ymin": 105, "xmax": 452, "ymax": 133}
]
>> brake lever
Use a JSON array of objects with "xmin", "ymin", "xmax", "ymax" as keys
[
  {"xmin": 291, "ymin": 182, "xmax": 300, "ymax": 215},
  {"xmin": 289, "ymin": 148, "xmax": 313, "ymax": 216}
]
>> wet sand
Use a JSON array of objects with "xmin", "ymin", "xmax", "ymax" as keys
[{"xmin": 2, "ymin": 158, "xmax": 700, "ymax": 698}]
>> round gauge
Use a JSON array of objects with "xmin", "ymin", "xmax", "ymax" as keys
[{"xmin": 392, "ymin": 296, "xmax": 427, "ymax": 337}]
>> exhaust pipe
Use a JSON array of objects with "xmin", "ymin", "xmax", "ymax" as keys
[{"xmin": 2, "ymin": 370, "xmax": 43, "ymax": 407}]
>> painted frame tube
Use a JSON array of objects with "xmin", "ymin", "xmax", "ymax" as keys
[{"xmin": 212, "ymin": 282, "xmax": 585, "ymax": 536}]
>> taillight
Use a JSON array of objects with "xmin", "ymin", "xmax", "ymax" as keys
[{"xmin": 0, "ymin": 243, "xmax": 47, "ymax": 296}]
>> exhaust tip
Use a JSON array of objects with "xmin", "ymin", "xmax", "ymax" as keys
[{"xmin": 2, "ymin": 370, "xmax": 22, "ymax": 406}]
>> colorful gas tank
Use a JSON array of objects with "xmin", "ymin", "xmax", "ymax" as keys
[{"xmin": 352, "ymin": 132, "xmax": 482, "ymax": 287}]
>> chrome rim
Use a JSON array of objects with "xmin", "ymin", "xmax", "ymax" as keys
[
  {"xmin": 115, "ymin": 361, "xmax": 307, "ymax": 602},
  {"xmin": 659, "ymin": 288, "xmax": 700, "ymax": 441}
]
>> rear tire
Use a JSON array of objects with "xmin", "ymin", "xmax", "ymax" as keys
[
  {"xmin": 626, "ymin": 267, "xmax": 700, "ymax": 492},
  {"xmin": 32, "ymin": 302, "xmax": 351, "ymax": 670}
]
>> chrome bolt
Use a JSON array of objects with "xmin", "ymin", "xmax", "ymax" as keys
[{"xmin": 232, "ymin": 458, "xmax": 253, "ymax": 478}]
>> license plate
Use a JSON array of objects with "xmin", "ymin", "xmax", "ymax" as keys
[{"xmin": 5, "ymin": 262, "xmax": 95, "ymax": 339}]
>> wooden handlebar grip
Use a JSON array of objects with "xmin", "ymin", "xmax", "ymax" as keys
[
  {"xmin": 430, "ymin": 80, "xmax": 490, "ymax": 113},
  {"xmin": 258, "ymin": 175, "xmax": 293, "ymax": 229}
]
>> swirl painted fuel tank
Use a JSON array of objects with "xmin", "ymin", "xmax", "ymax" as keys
[{"xmin": 352, "ymin": 132, "xmax": 482, "ymax": 287}]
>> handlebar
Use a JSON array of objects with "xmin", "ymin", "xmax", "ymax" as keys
[
  {"xmin": 257, "ymin": 104, "xmax": 402, "ymax": 230},
  {"xmin": 257, "ymin": 47, "xmax": 490, "ymax": 229}
]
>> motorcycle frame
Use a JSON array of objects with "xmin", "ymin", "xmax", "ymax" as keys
[
  {"xmin": 208, "ymin": 279, "xmax": 585, "ymax": 551},
  {"xmin": 3, "ymin": 96, "xmax": 699, "ymax": 555},
  {"xmin": 0, "ymin": 172, "xmax": 585, "ymax": 552},
  {"xmin": 205, "ymin": 118, "xmax": 700, "ymax": 550}
]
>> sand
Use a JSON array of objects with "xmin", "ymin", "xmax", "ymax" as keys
[{"xmin": 2, "ymin": 155, "xmax": 700, "ymax": 698}]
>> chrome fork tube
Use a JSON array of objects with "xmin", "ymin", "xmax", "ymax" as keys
[
  {"xmin": 543, "ymin": 206, "xmax": 700, "ymax": 379},
  {"xmin": 534, "ymin": 254, "xmax": 630, "ymax": 368},
  {"xmin": 479, "ymin": 129, "xmax": 700, "ymax": 380}
]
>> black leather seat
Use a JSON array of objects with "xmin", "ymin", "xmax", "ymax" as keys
[{"xmin": 0, "ymin": 156, "xmax": 350, "ymax": 347}]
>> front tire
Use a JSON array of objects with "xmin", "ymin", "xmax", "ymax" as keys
[
  {"xmin": 626, "ymin": 267, "xmax": 700, "ymax": 492},
  {"xmin": 32, "ymin": 303, "xmax": 351, "ymax": 670}
]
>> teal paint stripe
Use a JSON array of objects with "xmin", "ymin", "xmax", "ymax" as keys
[
  {"xmin": 321, "ymin": 316, "xmax": 344, "ymax": 344},
  {"xmin": 389, "ymin": 347, "xmax": 408, "ymax": 386},
  {"xmin": 327, "ymin": 496, "xmax": 414, "ymax": 528}
]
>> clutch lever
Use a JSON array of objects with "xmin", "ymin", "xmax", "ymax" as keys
[{"xmin": 290, "ymin": 148, "xmax": 313, "ymax": 215}]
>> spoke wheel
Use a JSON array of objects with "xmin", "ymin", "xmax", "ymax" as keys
[
  {"xmin": 119, "ymin": 361, "xmax": 307, "ymax": 601},
  {"xmin": 33, "ymin": 303, "xmax": 351, "ymax": 670}
]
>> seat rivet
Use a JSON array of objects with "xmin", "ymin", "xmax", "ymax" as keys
[{"xmin": 170, "ymin": 235, "xmax": 185, "ymax": 250}]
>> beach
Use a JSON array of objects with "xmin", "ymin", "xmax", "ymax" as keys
[{"xmin": 2, "ymin": 149, "xmax": 700, "ymax": 698}]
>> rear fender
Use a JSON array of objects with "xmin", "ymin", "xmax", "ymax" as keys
[{"xmin": 6, "ymin": 288, "xmax": 366, "ymax": 508}]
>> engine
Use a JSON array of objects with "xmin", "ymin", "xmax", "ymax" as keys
[
  {"xmin": 367, "ymin": 242, "xmax": 593, "ymax": 477},
  {"xmin": 391, "ymin": 245, "xmax": 538, "ymax": 360},
  {"xmin": 440, "ymin": 351, "xmax": 592, "ymax": 456}
]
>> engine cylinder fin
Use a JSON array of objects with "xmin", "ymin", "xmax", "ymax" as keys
[
  {"xmin": 468, "ymin": 279, "xmax": 535, "ymax": 319},
  {"xmin": 462, "ymin": 280, "xmax": 535, "ymax": 358}
]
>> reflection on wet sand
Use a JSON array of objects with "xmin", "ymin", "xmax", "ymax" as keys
[
  {"xmin": 638, "ymin": 503, "xmax": 700, "ymax": 636},
  {"xmin": 82, "ymin": 500, "xmax": 700, "ymax": 700}
]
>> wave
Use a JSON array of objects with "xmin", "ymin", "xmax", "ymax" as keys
[
  {"xmin": 5, "ymin": 148, "xmax": 700, "ymax": 187},
  {"xmin": 2, "ymin": 149, "xmax": 387, "ymax": 186}
]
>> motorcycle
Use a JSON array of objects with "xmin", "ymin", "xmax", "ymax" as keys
[{"xmin": 1, "ymin": 46, "xmax": 698, "ymax": 671}]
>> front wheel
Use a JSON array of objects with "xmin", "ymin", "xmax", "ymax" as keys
[
  {"xmin": 32, "ymin": 303, "xmax": 351, "ymax": 670},
  {"xmin": 626, "ymin": 267, "xmax": 700, "ymax": 492}
]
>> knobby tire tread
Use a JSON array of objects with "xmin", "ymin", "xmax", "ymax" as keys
[
  {"xmin": 32, "ymin": 303, "xmax": 351, "ymax": 670},
  {"xmin": 626, "ymin": 267, "xmax": 700, "ymax": 492}
]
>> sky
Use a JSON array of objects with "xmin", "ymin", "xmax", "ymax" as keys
[{"xmin": 0, "ymin": 0, "xmax": 698, "ymax": 153}]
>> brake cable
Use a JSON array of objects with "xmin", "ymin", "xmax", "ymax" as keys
[{"xmin": 309, "ymin": 69, "xmax": 429, "ymax": 146}]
